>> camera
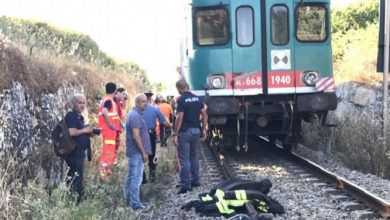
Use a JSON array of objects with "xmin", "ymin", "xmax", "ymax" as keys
[
  {"xmin": 92, "ymin": 128, "xmax": 102, "ymax": 135},
  {"xmin": 84, "ymin": 124, "xmax": 102, "ymax": 135}
]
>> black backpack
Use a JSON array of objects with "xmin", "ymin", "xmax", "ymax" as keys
[{"xmin": 52, "ymin": 118, "xmax": 76, "ymax": 157}]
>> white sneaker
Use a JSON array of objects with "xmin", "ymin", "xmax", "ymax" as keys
[{"xmin": 133, "ymin": 204, "xmax": 153, "ymax": 212}]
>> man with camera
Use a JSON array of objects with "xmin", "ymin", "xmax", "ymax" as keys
[{"xmin": 64, "ymin": 94, "xmax": 96, "ymax": 203}]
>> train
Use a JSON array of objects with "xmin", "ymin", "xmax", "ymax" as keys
[{"xmin": 182, "ymin": 0, "xmax": 337, "ymax": 151}]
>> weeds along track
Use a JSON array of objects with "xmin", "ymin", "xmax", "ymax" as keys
[{"xmin": 205, "ymin": 137, "xmax": 390, "ymax": 219}]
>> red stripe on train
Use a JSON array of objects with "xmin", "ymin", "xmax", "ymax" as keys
[{"xmin": 315, "ymin": 77, "xmax": 335, "ymax": 91}]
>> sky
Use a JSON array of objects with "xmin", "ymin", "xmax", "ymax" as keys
[
  {"xmin": 332, "ymin": 0, "xmax": 361, "ymax": 8},
  {"xmin": 0, "ymin": 0, "xmax": 357, "ymax": 88}
]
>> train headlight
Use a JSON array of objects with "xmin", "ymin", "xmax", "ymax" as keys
[
  {"xmin": 304, "ymin": 71, "xmax": 319, "ymax": 86},
  {"xmin": 212, "ymin": 77, "xmax": 223, "ymax": 88},
  {"xmin": 208, "ymin": 75, "xmax": 225, "ymax": 89}
]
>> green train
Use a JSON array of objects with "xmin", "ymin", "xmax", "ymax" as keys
[{"xmin": 183, "ymin": 0, "xmax": 337, "ymax": 151}]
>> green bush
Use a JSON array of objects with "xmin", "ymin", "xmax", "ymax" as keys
[
  {"xmin": 332, "ymin": 0, "xmax": 379, "ymax": 34},
  {"xmin": 333, "ymin": 23, "xmax": 380, "ymax": 84},
  {"xmin": 331, "ymin": 0, "xmax": 380, "ymax": 84}
]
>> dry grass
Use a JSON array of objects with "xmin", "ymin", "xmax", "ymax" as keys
[
  {"xmin": 0, "ymin": 34, "xmax": 161, "ymax": 218},
  {"xmin": 301, "ymin": 119, "xmax": 328, "ymax": 151},
  {"xmin": 0, "ymin": 133, "xmax": 179, "ymax": 219},
  {"xmin": 332, "ymin": 23, "xmax": 381, "ymax": 85},
  {"xmin": 302, "ymin": 113, "xmax": 390, "ymax": 179},
  {"xmin": 0, "ymin": 37, "xmax": 142, "ymax": 114},
  {"xmin": 334, "ymin": 113, "xmax": 390, "ymax": 178}
]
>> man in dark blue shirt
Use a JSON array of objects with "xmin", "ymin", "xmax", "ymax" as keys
[
  {"xmin": 64, "ymin": 94, "xmax": 93, "ymax": 203},
  {"xmin": 173, "ymin": 79, "xmax": 208, "ymax": 194}
]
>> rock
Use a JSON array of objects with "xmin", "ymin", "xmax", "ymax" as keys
[
  {"xmin": 352, "ymin": 87, "xmax": 376, "ymax": 107},
  {"xmin": 332, "ymin": 102, "xmax": 354, "ymax": 122},
  {"xmin": 0, "ymin": 81, "xmax": 84, "ymax": 186},
  {"xmin": 336, "ymin": 82, "xmax": 358, "ymax": 101}
]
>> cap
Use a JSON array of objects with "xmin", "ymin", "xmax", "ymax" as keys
[{"xmin": 145, "ymin": 91, "xmax": 154, "ymax": 97}]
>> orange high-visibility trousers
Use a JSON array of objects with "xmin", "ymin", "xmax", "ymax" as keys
[
  {"xmin": 115, "ymin": 131, "xmax": 121, "ymax": 160},
  {"xmin": 99, "ymin": 130, "xmax": 116, "ymax": 179},
  {"xmin": 115, "ymin": 131, "xmax": 121, "ymax": 153}
]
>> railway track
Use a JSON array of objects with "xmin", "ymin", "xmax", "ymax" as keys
[
  {"xmin": 280, "ymin": 145, "xmax": 390, "ymax": 218},
  {"xmin": 203, "ymin": 136, "xmax": 390, "ymax": 219},
  {"xmin": 207, "ymin": 141, "xmax": 260, "ymax": 220}
]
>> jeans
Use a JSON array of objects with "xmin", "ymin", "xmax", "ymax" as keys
[
  {"xmin": 177, "ymin": 128, "xmax": 201, "ymax": 190},
  {"xmin": 65, "ymin": 153, "xmax": 85, "ymax": 202},
  {"xmin": 124, "ymin": 153, "xmax": 144, "ymax": 208}
]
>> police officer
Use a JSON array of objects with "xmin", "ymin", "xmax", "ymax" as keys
[
  {"xmin": 173, "ymin": 79, "xmax": 208, "ymax": 194},
  {"xmin": 143, "ymin": 91, "xmax": 172, "ymax": 182}
]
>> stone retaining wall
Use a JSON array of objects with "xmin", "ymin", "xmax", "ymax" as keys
[
  {"xmin": 0, "ymin": 81, "xmax": 84, "ymax": 186},
  {"xmin": 301, "ymin": 82, "xmax": 390, "ymax": 178}
]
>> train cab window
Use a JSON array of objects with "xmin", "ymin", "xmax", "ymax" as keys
[
  {"xmin": 236, "ymin": 6, "xmax": 254, "ymax": 46},
  {"xmin": 296, "ymin": 5, "xmax": 327, "ymax": 42},
  {"xmin": 195, "ymin": 8, "xmax": 229, "ymax": 46},
  {"xmin": 271, "ymin": 5, "xmax": 289, "ymax": 45}
]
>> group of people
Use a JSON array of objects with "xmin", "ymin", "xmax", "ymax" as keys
[{"xmin": 63, "ymin": 79, "xmax": 208, "ymax": 211}]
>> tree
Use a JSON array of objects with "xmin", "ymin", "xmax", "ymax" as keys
[
  {"xmin": 152, "ymin": 82, "xmax": 166, "ymax": 93},
  {"xmin": 332, "ymin": 0, "xmax": 379, "ymax": 34}
]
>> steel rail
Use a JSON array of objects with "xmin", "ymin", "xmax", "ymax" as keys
[
  {"xmin": 208, "ymin": 144, "xmax": 235, "ymax": 178},
  {"xmin": 288, "ymin": 151, "xmax": 390, "ymax": 218},
  {"xmin": 256, "ymin": 135, "xmax": 390, "ymax": 217},
  {"xmin": 207, "ymin": 143, "xmax": 259, "ymax": 220}
]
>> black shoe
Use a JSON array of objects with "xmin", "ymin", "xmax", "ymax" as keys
[
  {"xmin": 192, "ymin": 183, "xmax": 201, "ymax": 187},
  {"xmin": 142, "ymin": 172, "xmax": 147, "ymax": 184},
  {"xmin": 149, "ymin": 170, "xmax": 156, "ymax": 182},
  {"xmin": 178, "ymin": 188, "xmax": 192, "ymax": 194}
]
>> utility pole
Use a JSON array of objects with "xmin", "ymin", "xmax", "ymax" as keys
[{"xmin": 383, "ymin": 0, "xmax": 390, "ymax": 145}]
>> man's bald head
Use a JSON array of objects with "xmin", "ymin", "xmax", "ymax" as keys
[
  {"xmin": 71, "ymin": 94, "xmax": 86, "ymax": 114},
  {"xmin": 135, "ymin": 93, "xmax": 147, "ymax": 110}
]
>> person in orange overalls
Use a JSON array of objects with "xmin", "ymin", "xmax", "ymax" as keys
[
  {"xmin": 98, "ymin": 82, "xmax": 121, "ymax": 179},
  {"xmin": 156, "ymin": 98, "xmax": 174, "ymax": 146}
]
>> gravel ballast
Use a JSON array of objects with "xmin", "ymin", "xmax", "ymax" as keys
[
  {"xmin": 295, "ymin": 144, "xmax": 390, "ymax": 203},
  {"xmin": 139, "ymin": 141, "xmax": 389, "ymax": 219}
]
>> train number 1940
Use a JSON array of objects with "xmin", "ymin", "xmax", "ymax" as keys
[{"xmin": 268, "ymin": 72, "xmax": 294, "ymax": 87}]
